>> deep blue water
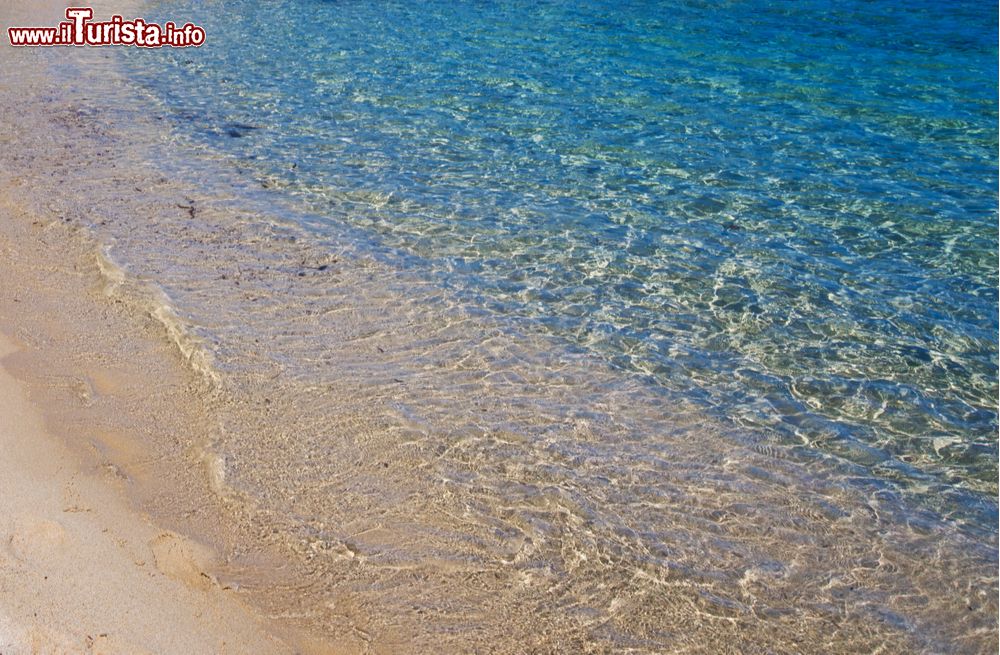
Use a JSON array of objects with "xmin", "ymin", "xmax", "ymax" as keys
[{"xmin": 129, "ymin": 0, "xmax": 998, "ymax": 509}]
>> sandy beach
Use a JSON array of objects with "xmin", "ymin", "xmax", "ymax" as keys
[
  {"xmin": 0, "ymin": 3, "xmax": 374, "ymax": 646},
  {"xmin": 0, "ymin": 8, "xmax": 333, "ymax": 639},
  {"xmin": 0, "ymin": 0, "xmax": 995, "ymax": 653},
  {"xmin": 0, "ymin": 1, "xmax": 311, "ymax": 650},
  {"xmin": 0, "ymin": 331, "xmax": 295, "ymax": 654},
  {"xmin": 0, "ymin": 176, "xmax": 315, "ymax": 652}
]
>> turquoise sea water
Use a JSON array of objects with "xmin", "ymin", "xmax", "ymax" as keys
[
  {"xmin": 105, "ymin": 0, "xmax": 1000, "ymax": 649},
  {"xmin": 132, "ymin": 0, "xmax": 997, "ymax": 502}
]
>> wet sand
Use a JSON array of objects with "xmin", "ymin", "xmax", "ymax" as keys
[{"xmin": 0, "ymin": 331, "xmax": 294, "ymax": 654}]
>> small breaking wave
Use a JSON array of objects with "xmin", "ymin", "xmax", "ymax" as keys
[{"xmin": 95, "ymin": 245, "xmax": 220, "ymax": 388}]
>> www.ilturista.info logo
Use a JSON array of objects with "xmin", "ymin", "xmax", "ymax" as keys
[{"xmin": 7, "ymin": 7, "xmax": 205, "ymax": 47}]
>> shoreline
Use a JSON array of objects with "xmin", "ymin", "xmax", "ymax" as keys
[
  {"xmin": 0, "ymin": 184, "xmax": 334, "ymax": 652},
  {"xmin": 0, "ymin": 1, "xmax": 995, "ymax": 652},
  {"xmin": 0, "ymin": 3, "xmax": 348, "ymax": 646},
  {"xmin": 0, "ymin": 330, "xmax": 294, "ymax": 654},
  {"xmin": 0, "ymin": 1, "xmax": 407, "ymax": 644}
]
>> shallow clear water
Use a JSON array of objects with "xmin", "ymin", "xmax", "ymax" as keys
[
  {"xmin": 34, "ymin": 0, "xmax": 994, "ymax": 649},
  {"xmin": 130, "ymin": 0, "xmax": 997, "ymax": 494}
]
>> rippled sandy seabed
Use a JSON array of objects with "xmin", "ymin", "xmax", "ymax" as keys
[{"xmin": 0, "ymin": 1, "xmax": 997, "ymax": 653}]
